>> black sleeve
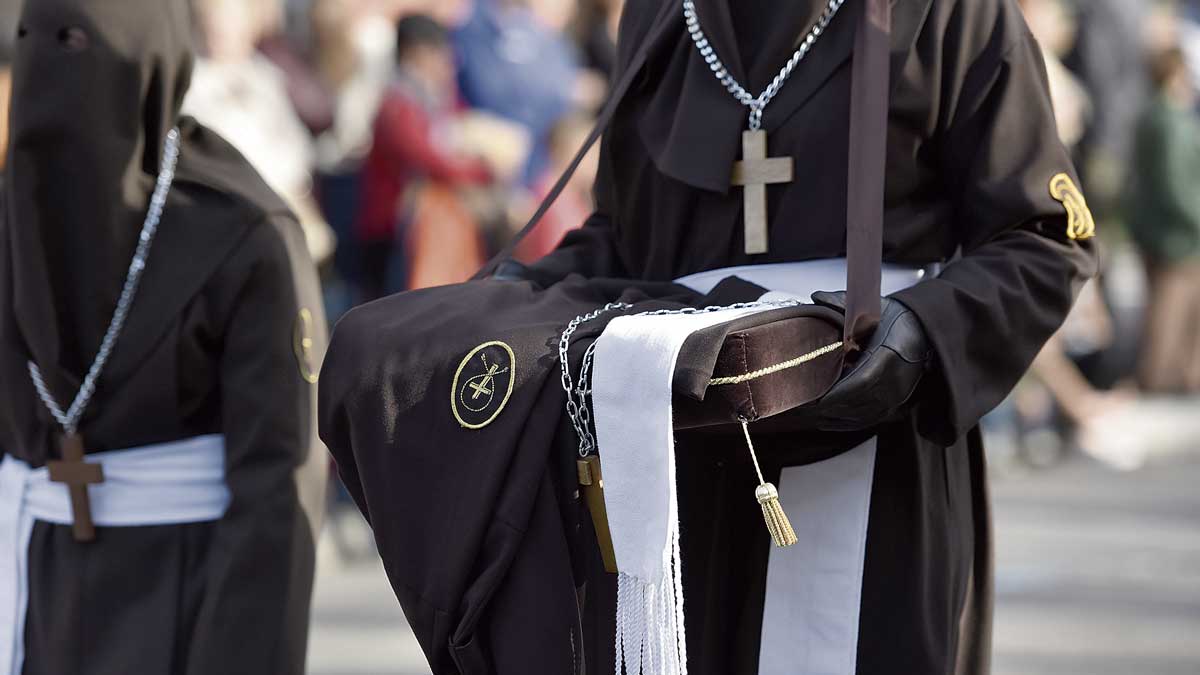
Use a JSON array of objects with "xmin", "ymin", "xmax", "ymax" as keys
[
  {"xmin": 185, "ymin": 221, "xmax": 314, "ymax": 675},
  {"xmin": 891, "ymin": 2, "xmax": 1099, "ymax": 445}
]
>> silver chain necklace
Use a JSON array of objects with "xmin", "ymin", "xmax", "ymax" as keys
[
  {"xmin": 559, "ymin": 299, "xmax": 802, "ymax": 457},
  {"xmin": 684, "ymin": 0, "xmax": 847, "ymax": 130},
  {"xmin": 28, "ymin": 128, "xmax": 182, "ymax": 435}
]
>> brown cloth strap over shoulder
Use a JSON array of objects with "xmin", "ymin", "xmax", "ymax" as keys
[
  {"xmin": 476, "ymin": 0, "xmax": 892, "ymax": 356},
  {"xmin": 843, "ymin": 0, "xmax": 890, "ymax": 352}
]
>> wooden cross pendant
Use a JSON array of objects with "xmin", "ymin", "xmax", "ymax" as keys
[
  {"xmin": 47, "ymin": 433, "xmax": 104, "ymax": 542},
  {"xmin": 731, "ymin": 129, "xmax": 794, "ymax": 255}
]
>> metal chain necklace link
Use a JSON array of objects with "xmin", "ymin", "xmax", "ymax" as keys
[
  {"xmin": 28, "ymin": 128, "xmax": 182, "ymax": 435},
  {"xmin": 559, "ymin": 299, "xmax": 803, "ymax": 457},
  {"xmin": 684, "ymin": 0, "xmax": 847, "ymax": 130}
]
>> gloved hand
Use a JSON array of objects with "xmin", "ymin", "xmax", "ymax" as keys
[{"xmin": 810, "ymin": 291, "xmax": 933, "ymax": 431}]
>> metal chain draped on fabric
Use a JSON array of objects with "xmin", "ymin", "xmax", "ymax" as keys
[
  {"xmin": 27, "ymin": 128, "xmax": 182, "ymax": 435},
  {"xmin": 559, "ymin": 299, "xmax": 805, "ymax": 457},
  {"xmin": 683, "ymin": 0, "xmax": 847, "ymax": 130}
]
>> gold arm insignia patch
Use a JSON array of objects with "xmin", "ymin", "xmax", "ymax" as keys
[
  {"xmin": 1049, "ymin": 173, "xmax": 1096, "ymax": 241},
  {"xmin": 294, "ymin": 308, "xmax": 320, "ymax": 384}
]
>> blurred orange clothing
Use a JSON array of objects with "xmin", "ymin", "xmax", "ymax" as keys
[{"xmin": 514, "ymin": 170, "xmax": 591, "ymax": 263}]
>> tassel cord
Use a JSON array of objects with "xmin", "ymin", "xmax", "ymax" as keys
[
  {"xmin": 740, "ymin": 419, "xmax": 799, "ymax": 548},
  {"xmin": 740, "ymin": 419, "xmax": 768, "ymax": 487}
]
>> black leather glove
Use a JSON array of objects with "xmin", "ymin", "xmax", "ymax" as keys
[{"xmin": 810, "ymin": 291, "xmax": 933, "ymax": 432}]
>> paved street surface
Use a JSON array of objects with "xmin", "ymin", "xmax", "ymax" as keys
[{"xmin": 309, "ymin": 404, "xmax": 1200, "ymax": 674}]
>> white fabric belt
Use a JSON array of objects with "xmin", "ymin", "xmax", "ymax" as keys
[
  {"xmin": 0, "ymin": 434, "xmax": 230, "ymax": 675},
  {"xmin": 674, "ymin": 259, "xmax": 933, "ymax": 300}
]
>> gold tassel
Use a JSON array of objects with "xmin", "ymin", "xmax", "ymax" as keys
[
  {"xmin": 741, "ymin": 421, "xmax": 798, "ymax": 548},
  {"xmin": 756, "ymin": 483, "xmax": 798, "ymax": 547}
]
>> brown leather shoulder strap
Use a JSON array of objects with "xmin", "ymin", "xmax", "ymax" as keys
[{"xmin": 842, "ymin": 0, "xmax": 892, "ymax": 352}]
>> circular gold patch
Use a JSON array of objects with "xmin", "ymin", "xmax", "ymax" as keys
[{"xmin": 451, "ymin": 341, "xmax": 516, "ymax": 429}]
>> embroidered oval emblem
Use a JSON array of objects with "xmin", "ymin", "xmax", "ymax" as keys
[
  {"xmin": 294, "ymin": 308, "xmax": 320, "ymax": 384},
  {"xmin": 451, "ymin": 341, "xmax": 516, "ymax": 429},
  {"xmin": 1049, "ymin": 173, "xmax": 1096, "ymax": 241}
]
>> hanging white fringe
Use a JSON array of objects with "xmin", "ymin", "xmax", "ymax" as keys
[
  {"xmin": 592, "ymin": 307, "xmax": 775, "ymax": 675},
  {"xmin": 614, "ymin": 526, "xmax": 688, "ymax": 675}
]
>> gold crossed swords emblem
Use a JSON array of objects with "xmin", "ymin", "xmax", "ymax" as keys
[{"xmin": 468, "ymin": 354, "xmax": 510, "ymax": 400}]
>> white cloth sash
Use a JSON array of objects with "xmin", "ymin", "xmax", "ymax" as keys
[
  {"xmin": 595, "ymin": 305, "xmax": 781, "ymax": 675},
  {"xmin": 0, "ymin": 434, "xmax": 230, "ymax": 675},
  {"xmin": 674, "ymin": 259, "xmax": 932, "ymax": 301}
]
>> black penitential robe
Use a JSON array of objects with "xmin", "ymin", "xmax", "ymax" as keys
[
  {"xmin": 321, "ymin": 0, "xmax": 1096, "ymax": 674},
  {"xmin": 531, "ymin": 0, "xmax": 1095, "ymax": 672},
  {"xmin": 0, "ymin": 1, "xmax": 326, "ymax": 673}
]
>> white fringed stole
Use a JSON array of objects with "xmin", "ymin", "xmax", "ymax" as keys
[{"xmin": 592, "ymin": 307, "xmax": 772, "ymax": 675}]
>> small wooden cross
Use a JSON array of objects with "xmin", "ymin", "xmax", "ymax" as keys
[
  {"xmin": 731, "ymin": 129, "xmax": 794, "ymax": 255},
  {"xmin": 47, "ymin": 433, "xmax": 104, "ymax": 542}
]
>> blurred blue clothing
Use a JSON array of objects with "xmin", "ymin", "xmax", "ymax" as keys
[{"xmin": 454, "ymin": 0, "xmax": 579, "ymax": 185}]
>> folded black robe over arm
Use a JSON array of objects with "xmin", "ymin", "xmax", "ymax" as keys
[{"xmin": 320, "ymin": 279, "xmax": 704, "ymax": 673}]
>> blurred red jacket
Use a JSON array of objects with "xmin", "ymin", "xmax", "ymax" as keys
[{"xmin": 356, "ymin": 76, "xmax": 490, "ymax": 243}]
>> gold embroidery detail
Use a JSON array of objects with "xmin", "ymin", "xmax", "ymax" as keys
[
  {"xmin": 293, "ymin": 308, "xmax": 320, "ymax": 384},
  {"xmin": 451, "ymin": 341, "xmax": 517, "ymax": 430},
  {"xmin": 1049, "ymin": 173, "xmax": 1096, "ymax": 241},
  {"xmin": 708, "ymin": 342, "xmax": 843, "ymax": 386}
]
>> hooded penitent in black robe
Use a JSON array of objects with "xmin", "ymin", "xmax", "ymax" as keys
[
  {"xmin": 0, "ymin": 1, "xmax": 327, "ymax": 673},
  {"xmin": 320, "ymin": 0, "xmax": 1097, "ymax": 674}
]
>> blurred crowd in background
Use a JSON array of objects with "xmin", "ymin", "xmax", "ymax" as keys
[
  {"xmin": 177, "ymin": 0, "xmax": 619, "ymax": 305},
  {"xmin": 995, "ymin": 0, "xmax": 1200, "ymax": 471},
  {"xmin": 0, "ymin": 0, "xmax": 1199, "ymax": 479}
]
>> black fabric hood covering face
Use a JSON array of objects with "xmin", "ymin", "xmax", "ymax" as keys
[{"xmin": 7, "ymin": 0, "xmax": 194, "ymax": 374}]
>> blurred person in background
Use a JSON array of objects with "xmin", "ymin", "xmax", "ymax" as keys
[
  {"xmin": 1063, "ymin": 0, "xmax": 1152, "ymax": 218},
  {"xmin": 454, "ymin": 0, "xmax": 591, "ymax": 185},
  {"xmin": 571, "ymin": 0, "xmax": 623, "ymax": 79},
  {"xmin": 307, "ymin": 0, "xmax": 470, "ymax": 178},
  {"xmin": 186, "ymin": 0, "xmax": 337, "ymax": 267},
  {"xmin": 257, "ymin": 1, "xmax": 339, "ymax": 140},
  {"xmin": 1000, "ymin": 0, "xmax": 1130, "ymax": 469},
  {"xmin": 513, "ymin": 112, "xmax": 597, "ymax": 262},
  {"xmin": 0, "ymin": 0, "xmax": 327, "ymax": 673},
  {"xmin": 356, "ymin": 13, "xmax": 491, "ymax": 299},
  {"xmin": 1180, "ymin": 0, "xmax": 1200, "ymax": 91},
  {"xmin": 0, "ymin": 0, "xmax": 13, "ymax": 180},
  {"xmin": 1019, "ymin": 0, "xmax": 1091, "ymax": 148},
  {"xmin": 1127, "ymin": 45, "xmax": 1200, "ymax": 393}
]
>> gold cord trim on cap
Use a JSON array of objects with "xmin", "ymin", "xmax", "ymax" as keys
[{"xmin": 708, "ymin": 341, "xmax": 843, "ymax": 386}]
